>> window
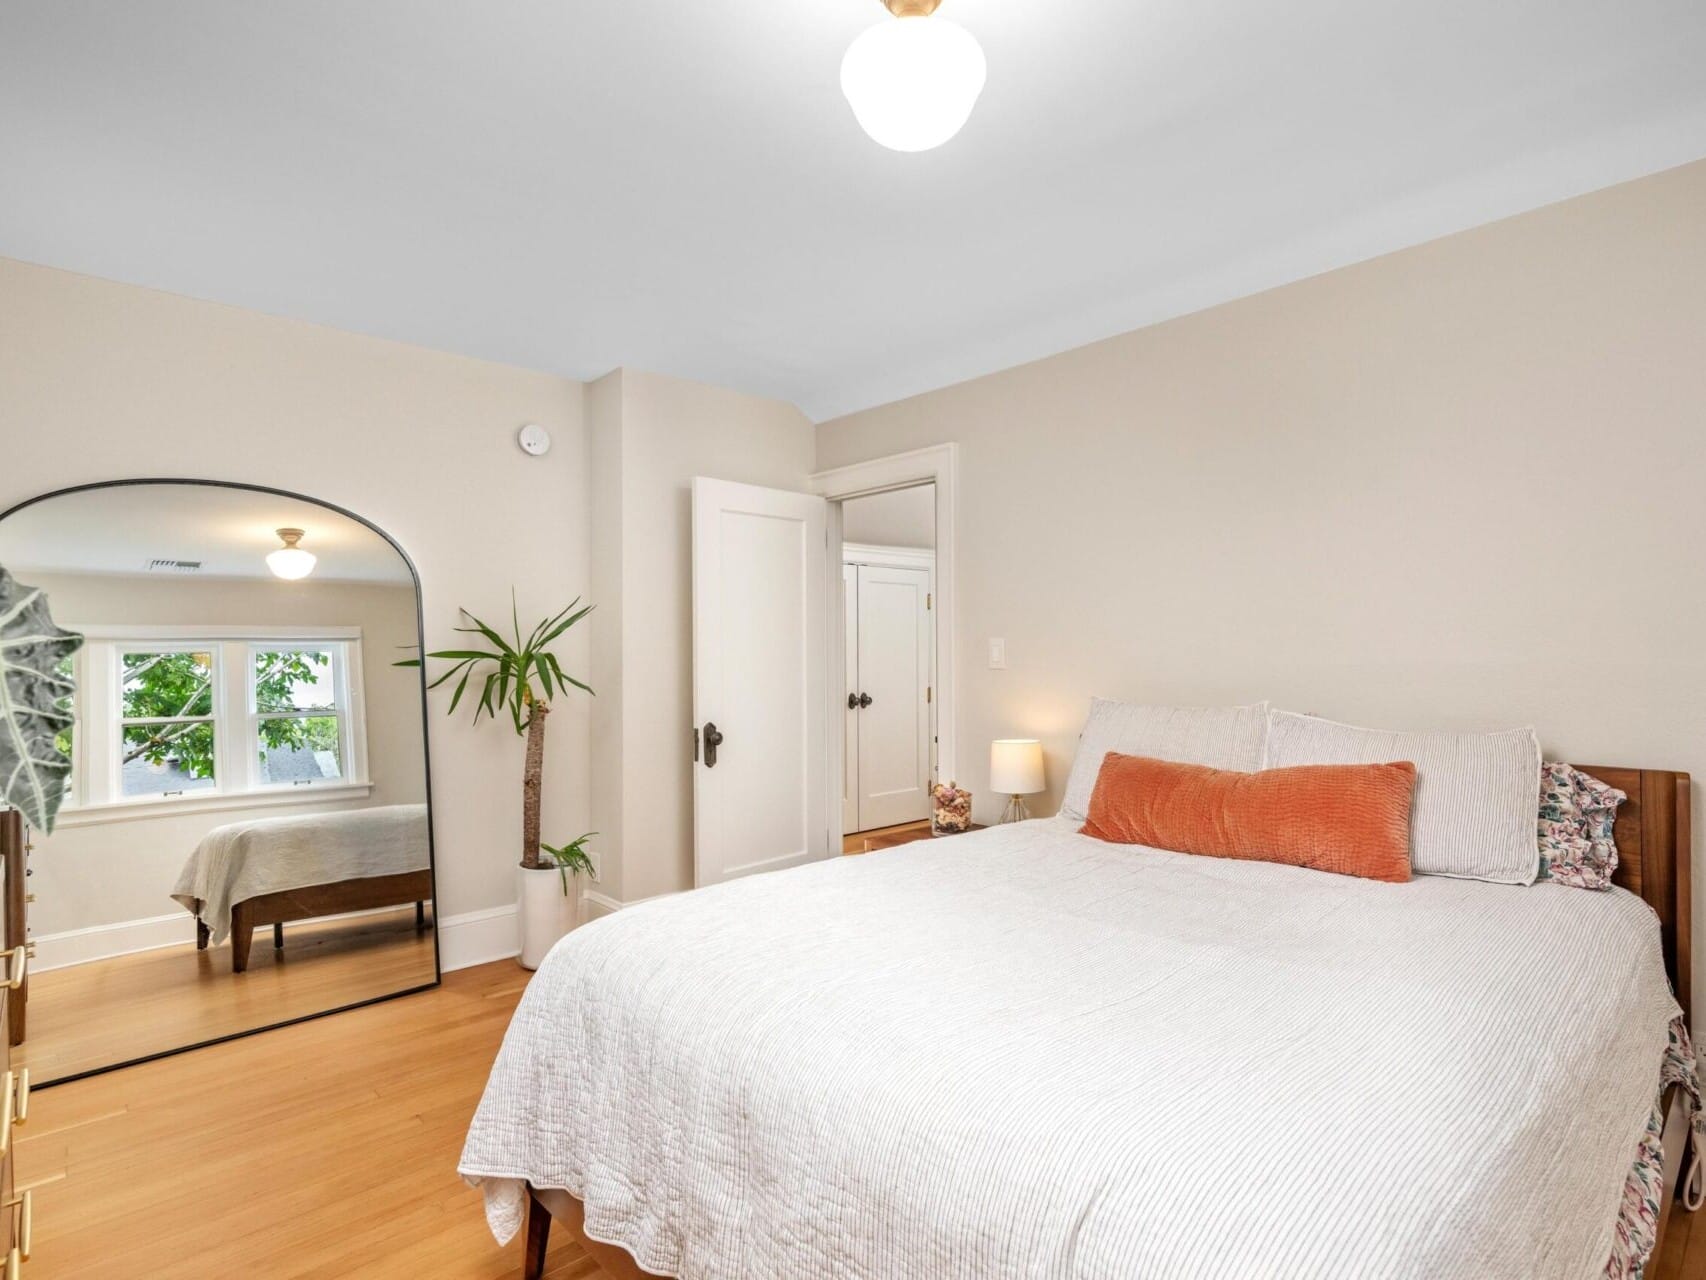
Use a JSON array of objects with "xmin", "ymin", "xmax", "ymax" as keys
[
  {"xmin": 57, "ymin": 627, "xmax": 369, "ymax": 819},
  {"xmin": 120, "ymin": 648, "xmax": 219, "ymax": 798},
  {"xmin": 253, "ymin": 647, "xmax": 345, "ymax": 785}
]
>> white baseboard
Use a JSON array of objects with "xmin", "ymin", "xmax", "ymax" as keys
[
  {"xmin": 37, "ymin": 903, "xmax": 438, "ymax": 972},
  {"xmin": 33, "ymin": 912, "xmax": 197, "ymax": 972},
  {"xmin": 438, "ymin": 904, "xmax": 519, "ymax": 971},
  {"xmin": 583, "ymin": 889, "xmax": 623, "ymax": 917}
]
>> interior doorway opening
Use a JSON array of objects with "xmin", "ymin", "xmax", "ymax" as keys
[{"xmin": 837, "ymin": 483, "xmax": 937, "ymax": 839}]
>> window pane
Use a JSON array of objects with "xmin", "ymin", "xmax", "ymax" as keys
[
  {"xmin": 255, "ymin": 649, "xmax": 337, "ymax": 713},
  {"xmin": 122, "ymin": 651, "xmax": 215, "ymax": 719},
  {"xmin": 258, "ymin": 715, "xmax": 343, "ymax": 784},
  {"xmin": 121, "ymin": 722, "xmax": 217, "ymax": 797}
]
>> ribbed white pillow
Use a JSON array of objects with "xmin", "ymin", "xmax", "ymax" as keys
[
  {"xmin": 1263, "ymin": 710, "xmax": 1542, "ymax": 884},
  {"xmin": 1060, "ymin": 699, "xmax": 1270, "ymax": 822}
]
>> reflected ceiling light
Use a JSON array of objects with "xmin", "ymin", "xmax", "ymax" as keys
[
  {"xmin": 841, "ymin": 0, "xmax": 986, "ymax": 153},
  {"xmin": 266, "ymin": 528, "xmax": 317, "ymax": 580}
]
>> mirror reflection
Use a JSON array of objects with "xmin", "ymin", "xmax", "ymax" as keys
[{"xmin": 0, "ymin": 482, "xmax": 436, "ymax": 1084}]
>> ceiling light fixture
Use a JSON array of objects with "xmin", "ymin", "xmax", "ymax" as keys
[
  {"xmin": 266, "ymin": 528, "xmax": 317, "ymax": 580},
  {"xmin": 841, "ymin": 0, "xmax": 986, "ymax": 153}
]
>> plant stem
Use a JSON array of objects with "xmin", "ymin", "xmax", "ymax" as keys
[{"xmin": 520, "ymin": 698, "xmax": 550, "ymax": 869}]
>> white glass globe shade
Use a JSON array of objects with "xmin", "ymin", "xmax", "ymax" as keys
[
  {"xmin": 266, "ymin": 547, "xmax": 317, "ymax": 580},
  {"xmin": 841, "ymin": 17, "xmax": 987, "ymax": 153}
]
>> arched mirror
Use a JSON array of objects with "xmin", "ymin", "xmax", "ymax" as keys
[{"xmin": 0, "ymin": 480, "xmax": 437, "ymax": 1084}]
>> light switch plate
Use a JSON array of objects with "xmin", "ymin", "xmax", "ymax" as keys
[{"xmin": 988, "ymin": 638, "xmax": 1007, "ymax": 669}]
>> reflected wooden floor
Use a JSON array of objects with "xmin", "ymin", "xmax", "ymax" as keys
[
  {"xmin": 15, "ymin": 960, "xmax": 611, "ymax": 1279},
  {"xmin": 19, "ymin": 906, "xmax": 436, "ymax": 1083}
]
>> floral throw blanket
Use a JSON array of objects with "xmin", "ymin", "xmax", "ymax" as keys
[{"xmin": 1607, "ymin": 1017, "xmax": 1706, "ymax": 1279}]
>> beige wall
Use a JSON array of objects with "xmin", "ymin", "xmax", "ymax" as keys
[
  {"xmin": 25, "ymin": 572, "xmax": 425, "ymax": 937},
  {"xmin": 842, "ymin": 484, "xmax": 935, "ymax": 550},
  {"xmin": 0, "ymin": 258, "xmax": 591, "ymax": 943},
  {"xmin": 819, "ymin": 160, "xmax": 1706, "ymax": 1017},
  {"xmin": 589, "ymin": 368, "xmax": 816, "ymax": 903}
]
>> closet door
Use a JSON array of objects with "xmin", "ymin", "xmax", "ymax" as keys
[{"xmin": 853, "ymin": 564, "xmax": 932, "ymax": 830}]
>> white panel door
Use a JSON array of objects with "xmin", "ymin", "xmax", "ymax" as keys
[
  {"xmin": 842, "ymin": 564, "xmax": 859, "ymax": 836},
  {"xmin": 692, "ymin": 477, "xmax": 829, "ymax": 886},
  {"xmin": 853, "ymin": 563, "xmax": 932, "ymax": 830}
]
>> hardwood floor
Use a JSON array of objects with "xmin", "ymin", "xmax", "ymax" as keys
[
  {"xmin": 15, "ymin": 959, "xmax": 616, "ymax": 1279},
  {"xmin": 840, "ymin": 819, "xmax": 929, "ymax": 853},
  {"xmin": 19, "ymin": 905, "xmax": 437, "ymax": 1083},
  {"xmin": 15, "ymin": 953, "xmax": 1706, "ymax": 1279}
]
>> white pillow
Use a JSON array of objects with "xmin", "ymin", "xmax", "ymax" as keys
[
  {"xmin": 1263, "ymin": 710, "xmax": 1542, "ymax": 884},
  {"xmin": 1060, "ymin": 699, "xmax": 1270, "ymax": 822}
]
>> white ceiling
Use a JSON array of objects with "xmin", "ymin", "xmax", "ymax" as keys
[
  {"xmin": 2, "ymin": 1, "xmax": 1703, "ymax": 421},
  {"xmin": 0, "ymin": 485, "xmax": 413, "ymax": 584}
]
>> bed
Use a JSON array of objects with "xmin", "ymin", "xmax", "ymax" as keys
[
  {"xmin": 460, "ymin": 765, "xmax": 1694, "ymax": 1279},
  {"xmin": 171, "ymin": 803, "xmax": 432, "ymax": 973}
]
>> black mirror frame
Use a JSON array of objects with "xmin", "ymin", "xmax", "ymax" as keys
[{"xmin": 0, "ymin": 477, "xmax": 441, "ymax": 1086}]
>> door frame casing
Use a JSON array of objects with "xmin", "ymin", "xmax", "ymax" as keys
[{"xmin": 809, "ymin": 444, "xmax": 957, "ymax": 853}]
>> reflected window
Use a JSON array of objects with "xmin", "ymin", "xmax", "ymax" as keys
[
  {"xmin": 49, "ymin": 630, "xmax": 367, "ymax": 813},
  {"xmin": 119, "ymin": 649, "xmax": 219, "ymax": 797},
  {"xmin": 253, "ymin": 647, "xmax": 346, "ymax": 785}
]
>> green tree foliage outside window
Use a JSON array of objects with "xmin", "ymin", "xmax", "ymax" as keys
[
  {"xmin": 121, "ymin": 650, "xmax": 217, "ymax": 778},
  {"xmin": 253, "ymin": 649, "xmax": 340, "ymax": 774},
  {"xmin": 119, "ymin": 649, "xmax": 337, "ymax": 781}
]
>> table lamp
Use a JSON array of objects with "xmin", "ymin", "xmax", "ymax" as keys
[{"xmin": 990, "ymin": 738, "xmax": 1044, "ymax": 824}]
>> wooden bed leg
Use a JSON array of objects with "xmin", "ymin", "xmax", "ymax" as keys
[
  {"xmin": 273, "ymin": 921, "xmax": 285, "ymax": 950},
  {"xmin": 522, "ymin": 1186, "xmax": 552, "ymax": 1280},
  {"xmin": 416, "ymin": 900, "xmax": 427, "ymax": 931},
  {"xmin": 196, "ymin": 919, "xmax": 210, "ymax": 950},
  {"xmin": 230, "ymin": 905, "xmax": 253, "ymax": 974}
]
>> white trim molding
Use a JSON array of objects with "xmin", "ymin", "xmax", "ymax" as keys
[
  {"xmin": 437, "ymin": 903, "xmax": 519, "ymax": 971},
  {"xmin": 56, "ymin": 781, "xmax": 374, "ymax": 828},
  {"xmin": 32, "ymin": 911, "xmax": 198, "ymax": 972},
  {"xmin": 842, "ymin": 542, "xmax": 936, "ymax": 573},
  {"xmin": 584, "ymin": 889, "xmax": 625, "ymax": 917},
  {"xmin": 811, "ymin": 443, "xmax": 958, "ymax": 851}
]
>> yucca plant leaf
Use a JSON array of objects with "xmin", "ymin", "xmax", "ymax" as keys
[
  {"xmin": 0, "ymin": 569, "xmax": 84, "ymax": 833},
  {"xmin": 539, "ymin": 603, "xmax": 593, "ymax": 648}
]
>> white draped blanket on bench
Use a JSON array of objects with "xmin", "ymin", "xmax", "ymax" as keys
[{"xmin": 171, "ymin": 803, "xmax": 429, "ymax": 945}]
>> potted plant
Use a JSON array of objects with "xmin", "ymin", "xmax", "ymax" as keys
[{"xmin": 401, "ymin": 594, "xmax": 593, "ymax": 969}]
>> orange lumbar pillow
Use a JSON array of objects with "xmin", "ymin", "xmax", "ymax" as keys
[{"xmin": 1081, "ymin": 752, "xmax": 1417, "ymax": 883}]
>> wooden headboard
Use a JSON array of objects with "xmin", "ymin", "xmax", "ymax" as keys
[{"xmin": 1582, "ymin": 766, "xmax": 1693, "ymax": 1023}]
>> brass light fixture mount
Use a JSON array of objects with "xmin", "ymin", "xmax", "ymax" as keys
[
  {"xmin": 276, "ymin": 527, "xmax": 307, "ymax": 550},
  {"xmin": 882, "ymin": 0, "xmax": 942, "ymax": 15}
]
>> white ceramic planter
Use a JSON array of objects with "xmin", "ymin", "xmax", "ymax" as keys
[{"xmin": 516, "ymin": 864, "xmax": 583, "ymax": 970}]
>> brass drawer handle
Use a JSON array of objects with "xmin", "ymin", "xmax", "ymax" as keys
[
  {"xmin": 0, "ymin": 947, "xmax": 24, "ymax": 991},
  {"xmin": 2, "ymin": 1190, "xmax": 28, "ymax": 1264},
  {"xmin": 0, "ymin": 1068, "xmax": 22, "ymax": 1157}
]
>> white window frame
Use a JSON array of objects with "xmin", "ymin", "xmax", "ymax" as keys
[{"xmin": 57, "ymin": 625, "xmax": 372, "ymax": 828}]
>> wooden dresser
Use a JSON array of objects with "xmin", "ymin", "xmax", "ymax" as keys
[{"xmin": 0, "ymin": 810, "xmax": 30, "ymax": 1277}]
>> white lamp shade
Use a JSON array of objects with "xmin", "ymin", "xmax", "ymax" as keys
[
  {"xmin": 840, "ymin": 17, "xmax": 987, "ymax": 153},
  {"xmin": 266, "ymin": 529, "xmax": 316, "ymax": 580},
  {"xmin": 990, "ymin": 739, "xmax": 1044, "ymax": 796},
  {"xmin": 266, "ymin": 547, "xmax": 317, "ymax": 580}
]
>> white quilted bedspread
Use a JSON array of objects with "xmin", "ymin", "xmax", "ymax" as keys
[{"xmin": 460, "ymin": 818, "xmax": 1679, "ymax": 1279}]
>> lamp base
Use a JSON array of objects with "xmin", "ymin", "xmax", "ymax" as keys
[{"xmin": 999, "ymin": 794, "xmax": 1030, "ymax": 825}]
